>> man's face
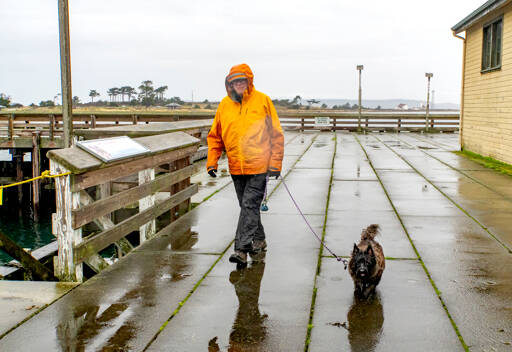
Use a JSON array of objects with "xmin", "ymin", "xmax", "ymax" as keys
[{"xmin": 231, "ymin": 79, "xmax": 248, "ymax": 96}]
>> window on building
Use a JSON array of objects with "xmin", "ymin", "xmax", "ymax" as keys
[{"xmin": 482, "ymin": 17, "xmax": 503, "ymax": 72}]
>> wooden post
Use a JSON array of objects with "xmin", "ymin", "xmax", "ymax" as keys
[
  {"xmin": 91, "ymin": 114, "xmax": 96, "ymax": 128},
  {"xmin": 138, "ymin": 168, "xmax": 156, "ymax": 242},
  {"xmin": 8, "ymin": 114, "xmax": 14, "ymax": 140},
  {"xmin": 96, "ymin": 182, "xmax": 111, "ymax": 221},
  {"xmin": 58, "ymin": 0, "xmax": 73, "ymax": 148},
  {"xmin": 49, "ymin": 114, "xmax": 55, "ymax": 140},
  {"xmin": 132, "ymin": 114, "xmax": 138, "ymax": 125},
  {"xmin": 14, "ymin": 150, "xmax": 23, "ymax": 203},
  {"xmin": 171, "ymin": 157, "xmax": 190, "ymax": 222},
  {"xmin": 398, "ymin": 117, "xmax": 402, "ymax": 133},
  {"xmin": 51, "ymin": 161, "xmax": 82, "ymax": 282},
  {"xmin": 332, "ymin": 116, "xmax": 337, "ymax": 131},
  {"xmin": 301, "ymin": 117, "xmax": 305, "ymax": 132},
  {"xmin": 32, "ymin": 132, "xmax": 41, "ymax": 211}
]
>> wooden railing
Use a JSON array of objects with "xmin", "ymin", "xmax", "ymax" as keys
[
  {"xmin": 0, "ymin": 111, "xmax": 213, "ymax": 139},
  {"xmin": 47, "ymin": 131, "xmax": 199, "ymax": 282},
  {"xmin": 0, "ymin": 111, "xmax": 459, "ymax": 138},
  {"xmin": 278, "ymin": 112, "xmax": 459, "ymax": 132}
]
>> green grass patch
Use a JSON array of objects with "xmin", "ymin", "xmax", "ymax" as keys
[{"xmin": 455, "ymin": 150, "xmax": 512, "ymax": 177}]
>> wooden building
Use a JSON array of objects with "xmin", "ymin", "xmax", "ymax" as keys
[{"xmin": 452, "ymin": 0, "xmax": 512, "ymax": 164}]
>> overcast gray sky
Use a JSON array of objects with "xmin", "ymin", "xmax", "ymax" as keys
[{"xmin": 1, "ymin": 0, "xmax": 485, "ymax": 105}]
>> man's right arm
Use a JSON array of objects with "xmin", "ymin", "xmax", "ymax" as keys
[{"xmin": 206, "ymin": 107, "xmax": 224, "ymax": 176}]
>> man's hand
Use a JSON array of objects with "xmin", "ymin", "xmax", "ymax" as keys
[
  {"xmin": 208, "ymin": 168, "xmax": 217, "ymax": 177},
  {"xmin": 268, "ymin": 170, "xmax": 280, "ymax": 180}
]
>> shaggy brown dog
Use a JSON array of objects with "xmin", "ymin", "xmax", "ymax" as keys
[{"xmin": 348, "ymin": 224, "xmax": 385, "ymax": 298}]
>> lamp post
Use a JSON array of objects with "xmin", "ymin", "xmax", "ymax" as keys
[
  {"xmin": 357, "ymin": 65, "xmax": 364, "ymax": 132},
  {"xmin": 425, "ymin": 73, "xmax": 433, "ymax": 132}
]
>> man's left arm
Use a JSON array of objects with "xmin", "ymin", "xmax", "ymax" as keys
[{"xmin": 266, "ymin": 97, "xmax": 284, "ymax": 175}]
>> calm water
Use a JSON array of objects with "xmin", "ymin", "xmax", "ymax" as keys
[{"xmin": 0, "ymin": 184, "xmax": 55, "ymax": 265}]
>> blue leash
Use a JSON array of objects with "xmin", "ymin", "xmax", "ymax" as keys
[{"xmin": 260, "ymin": 174, "xmax": 348, "ymax": 269}]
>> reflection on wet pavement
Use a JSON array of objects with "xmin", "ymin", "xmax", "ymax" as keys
[
  {"xmin": 209, "ymin": 259, "xmax": 267, "ymax": 352},
  {"xmin": 347, "ymin": 293, "xmax": 384, "ymax": 352}
]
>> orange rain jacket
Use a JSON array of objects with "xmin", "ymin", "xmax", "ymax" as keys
[{"xmin": 207, "ymin": 64, "xmax": 284, "ymax": 175}]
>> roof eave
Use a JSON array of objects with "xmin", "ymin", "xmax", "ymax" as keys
[{"xmin": 451, "ymin": 0, "xmax": 510, "ymax": 34}]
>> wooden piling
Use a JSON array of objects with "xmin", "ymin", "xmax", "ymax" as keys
[
  {"xmin": 31, "ymin": 132, "xmax": 41, "ymax": 210},
  {"xmin": 49, "ymin": 114, "xmax": 55, "ymax": 140},
  {"xmin": 51, "ymin": 161, "xmax": 82, "ymax": 282},
  {"xmin": 91, "ymin": 114, "xmax": 96, "ymax": 128},
  {"xmin": 58, "ymin": 0, "xmax": 73, "ymax": 148},
  {"xmin": 8, "ymin": 114, "xmax": 14, "ymax": 140},
  {"xmin": 14, "ymin": 150, "xmax": 23, "ymax": 203}
]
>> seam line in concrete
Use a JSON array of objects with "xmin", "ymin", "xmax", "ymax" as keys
[
  {"xmin": 304, "ymin": 132, "xmax": 337, "ymax": 352},
  {"xmin": 396, "ymin": 134, "xmax": 512, "ymax": 203},
  {"xmin": 354, "ymin": 133, "xmax": 469, "ymax": 351},
  {"xmin": 143, "ymin": 132, "xmax": 320, "ymax": 351},
  {"xmin": 0, "ymin": 283, "xmax": 81, "ymax": 340},
  {"xmin": 373, "ymin": 134, "xmax": 511, "ymax": 254},
  {"xmin": 407, "ymin": 133, "xmax": 457, "ymax": 151}
]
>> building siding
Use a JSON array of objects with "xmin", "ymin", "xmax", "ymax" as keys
[{"xmin": 462, "ymin": 1, "xmax": 512, "ymax": 164}]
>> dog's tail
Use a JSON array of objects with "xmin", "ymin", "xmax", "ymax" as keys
[{"xmin": 360, "ymin": 224, "xmax": 380, "ymax": 241}]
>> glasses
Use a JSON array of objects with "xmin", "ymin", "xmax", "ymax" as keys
[{"xmin": 231, "ymin": 79, "xmax": 248, "ymax": 86}]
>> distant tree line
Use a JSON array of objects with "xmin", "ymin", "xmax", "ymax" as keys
[
  {"xmin": 86, "ymin": 80, "xmax": 186, "ymax": 107},
  {"xmin": 271, "ymin": 96, "xmax": 370, "ymax": 110}
]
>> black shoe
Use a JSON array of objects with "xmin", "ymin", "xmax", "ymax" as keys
[{"xmin": 229, "ymin": 250, "xmax": 247, "ymax": 265}]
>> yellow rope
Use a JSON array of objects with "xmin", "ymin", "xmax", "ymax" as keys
[
  {"xmin": 0, "ymin": 170, "xmax": 72, "ymax": 205},
  {"xmin": 0, "ymin": 170, "xmax": 72, "ymax": 189}
]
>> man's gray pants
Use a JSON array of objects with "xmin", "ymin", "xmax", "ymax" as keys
[{"xmin": 231, "ymin": 173, "xmax": 267, "ymax": 252}]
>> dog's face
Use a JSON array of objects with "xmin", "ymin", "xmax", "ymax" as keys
[{"xmin": 351, "ymin": 244, "xmax": 376, "ymax": 279}]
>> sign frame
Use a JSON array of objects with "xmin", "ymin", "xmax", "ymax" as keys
[
  {"xmin": 76, "ymin": 136, "xmax": 151, "ymax": 163},
  {"xmin": 314, "ymin": 116, "xmax": 331, "ymax": 128}
]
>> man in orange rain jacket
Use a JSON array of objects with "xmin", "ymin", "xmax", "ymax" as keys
[{"xmin": 207, "ymin": 63, "xmax": 284, "ymax": 266}]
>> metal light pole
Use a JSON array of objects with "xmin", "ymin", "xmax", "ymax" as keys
[
  {"xmin": 425, "ymin": 73, "xmax": 433, "ymax": 132},
  {"xmin": 58, "ymin": 0, "xmax": 73, "ymax": 148},
  {"xmin": 357, "ymin": 65, "xmax": 364, "ymax": 132}
]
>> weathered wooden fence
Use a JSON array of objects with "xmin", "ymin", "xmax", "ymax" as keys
[
  {"xmin": 47, "ymin": 131, "xmax": 199, "ymax": 282},
  {"xmin": 278, "ymin": 112, "xmax": 460, "ymax": 132},
  {"xmin": 0, "ymin": 111, "xmax": 459, "ymax": 140}
]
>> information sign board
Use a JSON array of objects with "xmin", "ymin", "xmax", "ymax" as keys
[
  {"xmin": 314, "ymin": 116, "xmax": 331, "ymax": 128},
  {"xmin": 76, "ymin": 136, "xmax": 150, "ymax": 163}
]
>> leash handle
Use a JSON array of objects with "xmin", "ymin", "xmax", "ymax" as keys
[
  {"xmin": 279, "ymin": 175, "xmax": 348, "ymax": 269},
  {"xmin": 261, "ymin": 174, "xmax": 269, "ymax": 212}
]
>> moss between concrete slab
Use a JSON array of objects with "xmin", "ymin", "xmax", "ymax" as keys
[
  {"xmin": 304, "ymin": 132, "xmax": 336, "ymax": 352},
  {"xmin": 455, "ymin": 150, "xmax": 512, "ymax": 178},
  {"xmin": 355, "ymin": 134, "xmax": 469, "ymax": 352}
]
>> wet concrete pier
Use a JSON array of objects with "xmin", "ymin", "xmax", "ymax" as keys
[{"xmin": 1, "ymin": 131, "xmax": 511, "ymax": 351}]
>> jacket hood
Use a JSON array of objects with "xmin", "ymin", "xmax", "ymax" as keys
[{"xmin": 225, "ymin": 63, "xmax": 254, "ymax": 101}]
